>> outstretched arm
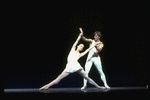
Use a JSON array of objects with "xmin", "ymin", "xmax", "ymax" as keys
[
  {"xmin": 79, "ymin": 42, "xmax": 100, "ymax": 57},
  {"xmin": 70, "ymin": 28, "xmax": 83, "ymax": 52},
  {"xmin": 80, "ymin": 28, "xmax": 93, "ymax": 43},
  {"xmin": 70, "ymin": 33, "xmax": 82, "ymax": 51},
  {"xmin": 81, "ymin": 35, "xmax": 93, "ymax": 43}
]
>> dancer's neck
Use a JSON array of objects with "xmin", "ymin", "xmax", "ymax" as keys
[{"xmin": 75, "ymin": 50, "xmax": 80, "ymax": 53}]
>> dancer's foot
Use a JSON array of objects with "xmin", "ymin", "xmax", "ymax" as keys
[
  {"xmin": 97, "ymin": 86, "xmax": 106, "ymax": 89},
  {"xmin": 104, "ymin": 84, "xmax": 110, "ymax": 89},
  {"xmin": 39, "ymin": 85, "xmax": 49, "ymax": 90},
  {"xmin": 81, "ymin": 85, "xmax": 87, "ymax": 90}
]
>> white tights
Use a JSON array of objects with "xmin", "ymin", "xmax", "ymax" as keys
[{"xmin": 83, "ymin": 56, "xmax": 108, "ymax": 86}]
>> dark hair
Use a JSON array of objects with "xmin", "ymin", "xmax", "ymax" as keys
[{"xmin": 94, "ymin": 31, "xmax": 102, "ymax": 37}]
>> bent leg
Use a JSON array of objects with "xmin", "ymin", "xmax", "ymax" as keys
[
  {"xmin": 78, "ymin": 69, "xmax": 101, "ymax": 89},
  {"xmin": 39, "ymin": 71, "xmax": 70, "ymax": 90}
]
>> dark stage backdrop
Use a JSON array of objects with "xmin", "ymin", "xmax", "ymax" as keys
[{"xmin": 4, "ymin": 1, "xmax": 148, "ymax": 88}]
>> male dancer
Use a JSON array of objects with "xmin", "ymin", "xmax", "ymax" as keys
[{"xmin": 80, "ymin": 28, "xmax": 110, "ymax": 89}]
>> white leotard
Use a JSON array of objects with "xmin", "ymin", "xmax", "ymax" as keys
[
  {"xmin": 67, "ymin": 52, "xmax": 80, "ymax": 62},
  {"xmin": 64, "ymin": 52, "xmax": 83, "ymax": 73}
]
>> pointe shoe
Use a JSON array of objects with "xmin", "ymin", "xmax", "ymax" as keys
[
  {"xmin": 39, "ymin": 85, "xmax": 49, "ymax": 90},
  {"xmin": 81, "ymin": 85, "xmax": 87, "ymax": 90}
]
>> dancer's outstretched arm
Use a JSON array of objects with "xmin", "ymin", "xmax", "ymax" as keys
[
  {"xmin": 70, "ymin": 28, "xmax": 83, "ymax": 52},
  {"xmin": 79, "ymin": 42, "xmax": 100, "ymax": 57},
  {"xmin": 71, "ymin": 34, "xmax": 82, "ymax": 50},
  {"xmin": 80, "ymin": 28, "xmax": 92, "ymax": 43}
]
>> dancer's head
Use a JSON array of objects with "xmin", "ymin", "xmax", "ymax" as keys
[
  {"xmin": 77, "ymin": 44, "xmax": 84, "ymax": 51},
  {"xmin": 94, "ymin": 31, "xmax": 102, "ymax": 41}
]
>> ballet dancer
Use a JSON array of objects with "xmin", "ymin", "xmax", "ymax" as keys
[
  {"xmin": 80, "ymin": 28, "xmax": 110, "ymax": 89},
  {"xmin": 39, "ymin": 28, "xmax": 104, "ymax": 90}
]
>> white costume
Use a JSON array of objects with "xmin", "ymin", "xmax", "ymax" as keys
[
  {"xmin": 83, "ymin": 40, "xmax": 108, "ymax": 87},
  {"xmin": 64, "ymin": 52, "xmax": 83, "ymax": 73}
]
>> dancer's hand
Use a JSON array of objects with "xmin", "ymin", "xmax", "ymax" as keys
[
  {"xmin": 79, "ymin": 32, "xmax": 83, "ymax": 36},
  {"xmin": 79, "ymin": 27, "xmax": 83, "ymax": 33}
]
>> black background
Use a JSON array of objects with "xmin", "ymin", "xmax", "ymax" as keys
[{"xmin": 3, "ymin": 0, "xmax": 148, "ymax": 88}]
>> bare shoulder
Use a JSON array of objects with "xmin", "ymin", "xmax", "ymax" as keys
[
  {"xmin": 100, "ymin": 42, "xmax": 104, "ymax": 48},
  {"xmin": 101, "ymin": 42, "xmax": 104, "ymax": 46},
  {"xmin": 96, "ymin": 41, "xmax": 104, "ymax": 49}
]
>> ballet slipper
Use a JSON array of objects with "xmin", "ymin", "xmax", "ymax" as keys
[
  {"xmin": 97, "ymin": 86, "xmax": 106, "ymax": 89},
  {"xmin": 39, "ymin": 85, "xmax": 49, "ymax": 90}
]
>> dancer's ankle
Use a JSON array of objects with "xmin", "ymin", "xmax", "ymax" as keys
[{"xmin": 81, "ymin": 85, "xmax": 87, "ymax": 90}]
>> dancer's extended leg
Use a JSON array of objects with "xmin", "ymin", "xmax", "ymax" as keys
[
  {"xmin": 94, "ymin": 57, "xmax": 110, "ymax": 88},
  {"xmin": 81, "ymin": 61, "xmax": 93, "ymax": 89},
  {"xmin": 78, "ymin": 69, "xmax": 104, "ymax": 89},
  {"xmin": 39, "ymin": 71, "xmax": 70, "ymax": 90}
]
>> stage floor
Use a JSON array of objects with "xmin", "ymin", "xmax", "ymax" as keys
[{"xmin": 4, "ymin": 87, "xmax": 148, "ymax": 93}]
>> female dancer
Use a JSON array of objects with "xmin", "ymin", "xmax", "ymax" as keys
[{"xmin": 39, "ymin": 28, "xmax": 103, "ymax": 90}]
